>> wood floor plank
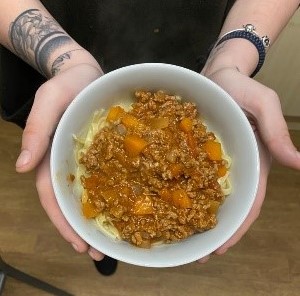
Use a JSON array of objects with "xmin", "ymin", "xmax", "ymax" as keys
[{"xmin": 1, "ymin": 118, "xmax": 300, "ymax": 296}]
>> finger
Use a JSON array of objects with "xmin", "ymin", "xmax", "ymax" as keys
[
  {"xmin": 16, "ymin": 83, "xmax": 67, "ymax": 172},
  {"xmin": 88, "ymin": 247, "xmax": 105, "ymax": 261},
  {"xmin": 214, "ymin": 138, "xmax": 270, "ymax": 254},
  {"xmin": 197, "ymin": 255, "xmax": 210, "ymax": 264},
  {"xmin": 36, "ymin": 150, "xmax": 90, "ymax": 253}
]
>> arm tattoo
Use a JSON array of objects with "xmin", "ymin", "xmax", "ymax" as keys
[
  {"xmin": 9, "ymin": 9, "xmax": 73, "ymax": 76},
  {"xmin": 51, "ymin": 49, "xmax": 83, "ymax": 76}
]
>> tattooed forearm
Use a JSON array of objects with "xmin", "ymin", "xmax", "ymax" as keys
[
  {"xmin": 51, "ymin": 49, "xmax": 84, "ymax": 76},
  {"xmin": 9, "ymin": 9, "xmax": 73, "ymax": 76}
]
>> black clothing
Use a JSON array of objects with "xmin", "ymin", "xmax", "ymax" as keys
[
  {"xmin": 0, "ymin": 0, "xmax": 235, "ymax": 128},
  {"xmin": 93, "ymin": 257, "xmax": 118, "ymax": 276},
  {"xmin": 0, "ymin": 0, "xmax": 235, "ymax": 276}
]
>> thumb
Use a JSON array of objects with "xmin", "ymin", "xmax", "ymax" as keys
[
  {"xmin": 15, "ymin": 64, "xmax": 102, "ymax": 172},
  {"xmin": 255, "ymin": 91, "xmax": 300, "ymax": 170},
  {"xmin": 207, "ymin": 68, "xmax": 300, "ymax": 170},
  {"xmin": 16, "ymin": 81, "xmax": 69, "ymax": 172}
]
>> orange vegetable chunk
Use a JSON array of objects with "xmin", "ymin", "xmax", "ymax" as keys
[
  {"xmin": 203, "ymin": 140, "xmax": 222, "ymax": 161},
  {"xmin": 82, "ymin": 200, "xmax": 100, "ymax": 218},
  {"xmin": 217, "ymin": 165, "xmax": 227, "ymax": 177},
  {"xmin": 172, "ymin": 189, "xmax": 192, "ymax": 209},
  {"xmin": 208, "ymin": 200, "xmax": 221, "ymax": 214},
  {"xmin": 123, "ymin": 134, "xmax": 148, "ymax": 157},
  {"xmin": 179, "ymin": 118, "xmax": 193, "ymax": 133},
  {"xmin": 169, "ymin": 163, "xmax": 184, "ymax": 178},
  {"xmin": 133, "ymin": 196, "xmax": 154, "ymax": 215},
  {"xmin": 106, "ymin": 106, "xmax": 125, "ymax": 122}
]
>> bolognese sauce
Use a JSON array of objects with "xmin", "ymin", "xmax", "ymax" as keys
[{"xmin": 78, "ymin": 90, "xmax": 230, "ymax": 248}]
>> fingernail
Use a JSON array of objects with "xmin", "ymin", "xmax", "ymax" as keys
[
  {"xmin": 88, "ymin": 249, "xmax": 97, "ymax": 260},
  {"xmin": 16, "ymin": 150, "xmax": 31, "ymax": 168},
  {"xmin": 71, "ymin": 243, "xmax": 79, "ymax": 252}
]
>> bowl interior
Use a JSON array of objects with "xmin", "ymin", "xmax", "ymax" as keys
[{"xmin": 51, "ymin": 63, "xmax": 259, "ymax": 267}]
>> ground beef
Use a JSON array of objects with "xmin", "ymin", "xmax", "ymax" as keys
[{"xmin": 79, "ymin": 90, "xmax": 227, "ymax": 248}]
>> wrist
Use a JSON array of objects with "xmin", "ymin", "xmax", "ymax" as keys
[
  {"xmin": 47, "ymin": 47, "xmax": 102, "ymax": 78},
  {"xmin": 203, "ymin": 38, "xmax": 261, "ymax": 77}
]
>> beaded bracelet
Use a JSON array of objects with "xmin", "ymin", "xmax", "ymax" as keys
[{"xmin": 214, "ymin": 24, "xmax": 270, "ymax": 77}]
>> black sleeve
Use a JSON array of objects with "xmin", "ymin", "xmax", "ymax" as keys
[{"xmin": 0, "ymin": 47, "xmax": 46, "ymax": 128}]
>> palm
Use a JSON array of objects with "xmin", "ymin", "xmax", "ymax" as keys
[{"xmin": 202, "ymin": 67, "xmax": 299, "ymax": 255}]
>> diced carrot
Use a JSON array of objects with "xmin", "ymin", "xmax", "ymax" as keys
[
  {"xmin": 203, "ymin": 140, "xmax": 222, "ymax": 161},
  {"xmin": 123, "ymin": 134, "xmax": 148, "ymax": 157},
  {"xmin": 208, "ymin": 200, "xmax": 220, "ymax": 214},
  {"xmin": 133, "ymin": 196, "xmax": 154, "ymax": 215},
  {"xmin": 179, "ymin": 118, "xmax": 193, "ymax": 133},
  {"xmin": 82, "ymin": 200, "xmax": 100, "ymax": 218},
  {"xmin": 169, "ymin": 163, "xmax": 184, "ymax": 178},
  {"xmin": 217, "ymin": 165, "xmax": 227, "ymax": 177},
  {"xmin": 121, "ymin": 114, "xmax": 140, "ymax": 128},
  {"xmin": 172, "ymin": 189, "xmax": 192, "ymax": 209},
  {"xmin": 106, "ymin": 106, "xmax": 125, "ymax": 122},
  {"xmin": 149, "ymin": 117, "xmax": 169, "ymax": 129}
]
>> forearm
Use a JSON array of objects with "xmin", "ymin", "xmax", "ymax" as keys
[
  {"xmin": 0, "ymin": 0, "xmax": 101, "ymax": 78},
  {"xmin": 205, "ymin": 0, "xmax": 300, "ymax": 76}
]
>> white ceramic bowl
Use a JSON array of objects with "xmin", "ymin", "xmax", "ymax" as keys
[{"xmin": 50, "ymin": 63, "xmax": 259, "ymax": 267}]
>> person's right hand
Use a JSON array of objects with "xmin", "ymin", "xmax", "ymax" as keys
[
  {"xmin": 198, "ymin": 66, "xmax": 300, "ymax": 263},
  {"xmin": 15, "ymin": 63, "xmax": 105, "ymax": 261}
]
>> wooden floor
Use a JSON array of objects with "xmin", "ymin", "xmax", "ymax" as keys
[{"xmin": 0, "ymin": 118, "xmax": 299, "ymax": 296}]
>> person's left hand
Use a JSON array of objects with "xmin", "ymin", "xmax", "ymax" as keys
[
  {"xmin": 198, "ymin": 67, "xmax": 300, "ymax": 263},
  {"xmin": 15, "ymin": 64, "xmax": 105, "ymax": 261}
]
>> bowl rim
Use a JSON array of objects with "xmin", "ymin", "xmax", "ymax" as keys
[{"xmin": 50, "ymin": 62, "xmax": 260, "ymax": 267}]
